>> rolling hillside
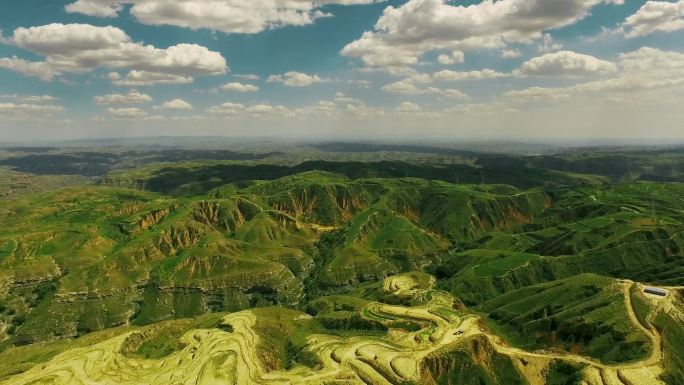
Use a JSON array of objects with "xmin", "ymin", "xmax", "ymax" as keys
[{"xmin": 0, "ymin": 158, "xmax": 682, "ymax": 384}]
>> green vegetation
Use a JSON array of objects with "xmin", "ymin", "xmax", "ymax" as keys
[
  {"xmin": 545, "ymin": 360, "xmax": 585, "ymax": 385},
  {"xmin": 472, "ymin": 252, "xmax": 541, "ymax": 278},
  {"xmin": 0, "ymin": 167, "xmax": 88, "ymax": 199},
  {"xmin": 0, "ymin": 144, "xmax": 683, "ymax": 384},
  {"xmin": 135, "ymin": 333, "xmax": 186, "ymax": 359},
  {"xmin": 630, "ymin": 285, "xmax": 652, "ymax": 330},
  {"xmin": 652, "ymin": 294, "xmax": 684, "ymax": 384},
  {"xmin": 483, "ymin": 274, "xmax": 650, "ymax": 363},
  {"xmin": 422, "ymin": 336, "xmax": 528, "ymax": 385}
]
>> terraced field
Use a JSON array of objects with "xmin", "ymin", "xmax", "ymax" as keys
[{"xmin": 1, "ymin": 273, "xmax": 674, "ymax": 385}]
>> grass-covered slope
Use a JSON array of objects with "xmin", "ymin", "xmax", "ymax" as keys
[
  {"xmin": 0, "ymin": 167, "xmax": 88, "ymax": 200},
  {"xmin": 436, "ymin": 183, "xmax": 684, "ymax": 305},
  {"xmin": 483, "ymin": 274, "xmax": 651, "ymax": 363},
  {"xmin": 0, "ymin": 173, "xmax": 556, "ymax": 347}
]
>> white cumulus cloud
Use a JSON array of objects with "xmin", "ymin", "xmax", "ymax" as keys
[
  {"xmin": 515, "ymin": 51, "xmax": 618, "ymax": 77},
  {"xmin": 500, "ymin": 49, "xmax": 522, "ymax": 59},
  {"xmin": 0, "ymin": 56, "xmax": 57, "ymax": 81},
  {"xmin": 433, "ymin": 69, "xmax": 508, "ymax": 81},
  {"xmin": 342, "ymin": 0, "xmax": 623, "ymax": 71},
  {"xmin": 110, "ymin": 70, "xmax": 195, "ymax": 86},
  {"xmin": 622, "ymin": 0, "xmax": 684, "ymax": 38},
  {"xmin": 207, "ymin": 102, "xmax": 295, "ymax": 118},
  {"xmin": 94, "ymin": 91, "xmax": 153, "ymax": 104},
  {"xmin": 0, "ymin": 103, "xmax": 64, "ymax": 119},
  {"xmin": 382, "ymin": 80, "xmax": 467, "ymax": 99},
  {"xmin": 1, "ymin": 23, "xmax": 227, "ymax": 82},
  {"xmin": 502, "ymin": 47, "xmax": 684, "ymax": 105},
  {"xmin": 107, "ymin": 107, "xmax": 147, "ymax": 118},
  {"xmin": 221, "ymin": 82, "xmax": 260, "ymax": 92},
  {"xmin": 65, "ymin": 0, "xmax": 123, "ymax": 17},
  {"xmin": 65, "ymin": 0, "xmax": 383, "ymax": 34},
  {"xmin": 437, "ymin": 51, "xmax": 464, "ymax": 65},
  {"xmin": 0, "ymin": 94, "xmax": 58, "ymax": 103},
  {"xmin": 396, "ymin": 101, "xmax": 422, "ymax": 112},
  {"xmin": 160, "ymin": 99, "xmax": 193, "ymax": 110},
  {"xmin": 267, "ymin": 71, "xmax": 329, "ymax": 87}
]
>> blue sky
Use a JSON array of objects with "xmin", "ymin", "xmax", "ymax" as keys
[{"xmin": 1, "ymin": 0, "xmax": 683, "ymax": 141}]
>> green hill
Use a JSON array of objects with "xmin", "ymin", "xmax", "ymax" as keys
[{"xmin": 0, "ymin": 162, "xmax": 682, "ymax": 385}]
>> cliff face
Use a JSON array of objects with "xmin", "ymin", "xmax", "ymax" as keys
[
  {"xmin": 266, "ymin": 182, "xmax": 374, "ymax": 226},
  {"xmin": 134, "ymin": 208, "xmax": 172, "ymax": 234},
  {"xmin": 191, "ymin": 199, "xmax": 260, "ymax": 232}
]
